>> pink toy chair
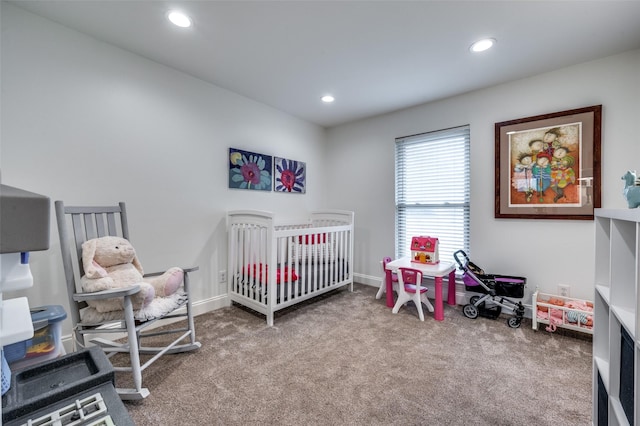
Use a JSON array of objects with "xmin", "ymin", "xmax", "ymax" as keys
[
  {"xmin": 376, "ymin": 256, "xmax": 398, "ymax": 299},
  {"xmin": 392, "ymin": 267, "xmax": 434, "ymax": 321}
]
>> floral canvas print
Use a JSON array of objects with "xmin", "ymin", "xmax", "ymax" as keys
[
  {"xmin": 228, "ymin": 148, "xmax": 272, "ymax": 191},
  {"xmin": 274, "ymin": 157, "xmax": 306, "ymax": 193}
]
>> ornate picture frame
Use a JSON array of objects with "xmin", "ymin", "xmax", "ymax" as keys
[{"xmin": 495, "ymin": 105, "xmax": 601, "ymax": 220}]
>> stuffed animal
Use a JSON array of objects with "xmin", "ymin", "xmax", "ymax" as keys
[{"xmin": 80, "ymin": 236, "xmax": 184, "ymax": 313}]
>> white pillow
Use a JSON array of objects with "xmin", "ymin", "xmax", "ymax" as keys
[{"xmin": 292, "ymin": 242, "xmax": 335, "ymax": 263}]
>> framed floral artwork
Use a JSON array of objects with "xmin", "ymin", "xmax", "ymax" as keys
[
  {"xmin": 274, "ymin": 157, "xmax": 306, "ymax": 193},
  {"xmin": 495, "ymin": 105, "xmax": 601, "ymax": 220},
  {"xmin": 228, "ymin": 148, "xmax": 272, "ymax": 191}
]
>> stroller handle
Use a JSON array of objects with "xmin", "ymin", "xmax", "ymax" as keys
[{"xmin": 454, "ymin": 250, "xmax": 469, "ymax": 269}]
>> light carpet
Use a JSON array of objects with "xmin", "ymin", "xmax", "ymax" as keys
[{"xmin": 123, "ymin": 283, "xmax": 593, "ymax": 425}]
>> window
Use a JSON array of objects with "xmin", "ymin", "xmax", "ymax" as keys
[{"xmin": 395, "ymin": 125, "xmax": 470, "ymax": 264}]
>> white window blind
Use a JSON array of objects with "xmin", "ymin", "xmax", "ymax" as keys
[{"xmin": 395, "ymin": 125, "xmax": 470, "ymax": 264}]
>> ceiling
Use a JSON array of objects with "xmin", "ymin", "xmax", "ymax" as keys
[{"xmin": 9, "ymin": 1, "xmax": 640, "ymax": 128}]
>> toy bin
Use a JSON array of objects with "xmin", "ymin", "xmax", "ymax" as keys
[{"xmin": 4, "ymin": 305, "xmax": 66, "ymax": 370}]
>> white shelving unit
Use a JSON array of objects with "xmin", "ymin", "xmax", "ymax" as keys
[{"xmin": 593, "ymin": 208, "xmax": 640, "ymax": 426}]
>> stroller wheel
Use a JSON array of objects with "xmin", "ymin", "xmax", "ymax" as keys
[
  {"xmin": 470, "ymin": 295, "xmax": 481, "ymax": 306},
  {"xmin": 463, "ymin": 304, "xmax": 479, "ymax": 319},
  {"xmin": 507, "ymin": 317, "xmax": 521, "ymax": 328}
]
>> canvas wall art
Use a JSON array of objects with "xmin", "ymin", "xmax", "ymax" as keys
[
  {"xmin": 274, "ymin": 156, "xmax": 306, "ymax": 193},
  {"xmin": 228, "ymin": 148, "xmax": 272, "ymax": 191}
]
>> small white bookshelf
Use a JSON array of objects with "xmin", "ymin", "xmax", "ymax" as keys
[{"xmin": 593, "ymin": 208, "xmax": 639, "ymax": 425}]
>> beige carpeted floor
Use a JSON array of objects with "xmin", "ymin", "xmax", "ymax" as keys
[{"xmin": 123, "ymin": 283, "xmax": 593, "ymax": 425}]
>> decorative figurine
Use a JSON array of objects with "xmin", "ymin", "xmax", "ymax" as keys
[{"xmin": 622, "ymin": 170, "xmax": 640, "ymax": 208}]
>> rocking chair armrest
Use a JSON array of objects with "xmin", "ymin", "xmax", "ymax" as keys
[
  {"xmin": 143, "ymin": 266, "xmax": 199, "ymax": 278},
  {"xmin": 72, "ymin": 284, "xmax": 142, "ymax": 302}
]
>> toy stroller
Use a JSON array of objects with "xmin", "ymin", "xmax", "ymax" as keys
[{"xmin": 454, "ymin": 250, "xmax": 526, "ymax": 328}]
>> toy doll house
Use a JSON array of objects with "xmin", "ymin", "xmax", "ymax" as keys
[{"xmin": 410, "ymin": 236, "xmax": 439, "ymax": 264}]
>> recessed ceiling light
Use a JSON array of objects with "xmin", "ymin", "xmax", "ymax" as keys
[
  {"xmin": 470, "ymin": 38, "xmax": 495, "ymax": 53},
  {"xmin": 321, "ymin": 95, "xmax": 335, "ymax": 103},
  {"xmin": 168, "ymin": 11, "xmax": 192, "ymax": 28}
]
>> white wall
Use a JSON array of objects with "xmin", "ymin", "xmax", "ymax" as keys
[
  {"xmin": 1, "ymin": 4, "xmax": 327, "ymax": 327},
  {"xmin": 326, "ymin": 49, "xmax": 640, "ymax": 302},
  {"xmin": 3, "ymin": 2, "xmax": 639, "ymax": 326}
]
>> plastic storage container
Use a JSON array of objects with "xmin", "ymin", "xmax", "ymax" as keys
[{"xmin": 4, "ymin": 305, "xmax": 66, "ymax": 370}]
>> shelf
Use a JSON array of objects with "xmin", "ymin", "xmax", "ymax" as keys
[
  {"xmin": 611, "ymin": 305, "xmax": 636, "ymax": 338},
  {"xmin": 595, "ymin": 208, "xmax": 640, "ymax": 222},
  {"xmin": 595, "ymin": 284, "xmax": 610, "ymax": 305},
  {"xmin": 594, "ymin": 355, "xmax": 610, "ymax": 393},
  {"xmin": 610, "ymin": 397, "xmax": 631, "ymax": 426}
]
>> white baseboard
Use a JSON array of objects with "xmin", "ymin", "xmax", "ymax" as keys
[
  {"xmin": 357, "ymin": 277, "xmax": 533, "ymax": 319},
  {"xmin": 60, "ymin": 279, "xmax": 533, "ymax": 354},
  {"xmin": 191, "ymin": 294, "xmax": 230, "ymax": 316},
  {"xmin": 355, "ymin": 272, "xmax": 466, "ymax": 305},
  {"xmin": 354, "ymin": 272, "xmax": 383, "ymax": 288}
]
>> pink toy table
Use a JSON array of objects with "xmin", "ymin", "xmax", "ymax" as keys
[{"xmin": 384, "ymin": 257, "xmax": 456, "ymax": 321}]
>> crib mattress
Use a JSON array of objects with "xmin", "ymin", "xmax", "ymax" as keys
[{"xmin": 275, "ymin": 259, "xmax": 349, "ymax": 300}]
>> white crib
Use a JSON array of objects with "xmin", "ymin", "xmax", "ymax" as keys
[{"xmin": 227, "ymin": 210, "xmax": 354, "ymax": 326}]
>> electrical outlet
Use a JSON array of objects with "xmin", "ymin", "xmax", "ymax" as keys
[
  {"xmin": 558, "ymin": 284, "xmax": 570, "ymax": 297},
  {"xmin": 218, "ymin": 270, "xmax": 227, "ymax": 283}
]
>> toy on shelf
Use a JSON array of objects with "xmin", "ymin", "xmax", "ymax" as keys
[
  {"xmin": 622, "ymin": 170, "xmax": 640, "ymax": 208},
  {"xmin": 410, "ymin": 236, "xmax": 439, "ymax": 264}
]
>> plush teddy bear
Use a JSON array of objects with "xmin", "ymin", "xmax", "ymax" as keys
[{"xmin": 80, "ymin": 236, "xmax": 184, "ymax": 313}]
